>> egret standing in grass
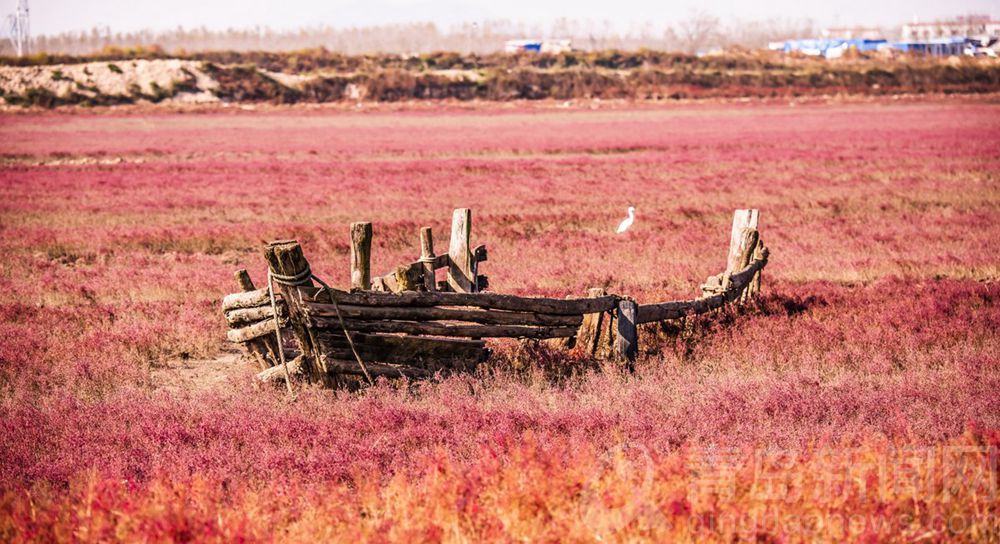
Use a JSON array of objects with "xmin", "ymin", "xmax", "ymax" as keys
[{"xmin": 616, "ymin": 206, "xmax": 635, "ymax": 234}]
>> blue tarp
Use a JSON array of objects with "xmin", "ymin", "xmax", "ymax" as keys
[{"xmin": 782, "ymin": 38, "xmax": 888, "ymax": 56}]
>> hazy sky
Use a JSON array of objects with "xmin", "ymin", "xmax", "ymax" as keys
[{"xmin": 6, "ymin": 0, "xmax": 999, "ymax": 36}]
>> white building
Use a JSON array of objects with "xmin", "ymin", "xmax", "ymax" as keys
[
  {"xmin": 820, "ymin": 27, "xmax": 884, "ymax": 40},
  {"xmin": 901, "ymin": 15, "xmax": 1000, "ymax": 41}
]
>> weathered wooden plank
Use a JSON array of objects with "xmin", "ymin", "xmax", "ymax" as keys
[
  {"xmin": 257, "ymin": 355, "xmax": 306, "ymax": 382},
  {"xmin": 225, "ymin": 304, "xmax": 287, "ymax": 326},
  {"xmin": 636, "ymin": 252, "xmax": 768, "ymax": 324},
  {"xmin": 447, "ymin": 208, "xmax": 475, "ymax": 293},
  {"xmin": 324, "ymin": 358, "xmax": 432, "ymax": 379},
  {"xmin": 309, "ymin": 290, "xmax": 618, "ymax": 315},
  {"xmin": 314, "ymin": 317, "xmax": 578, "ymax": 339},
  {"xmin": 323, "ymin": 348, "xmax": 483, "ymax": 371},
  {"xmin": 256, "ymin": 355, "xmax": 429, "ymax": 381},
  {"xmin": 350, "ymin": 222, "xmax": 373, "ymax": 291},
  {"xmin": 222, "ymin": 288, "xmax": 270, "ymax": 311},
  {"xmin": 318, "ymin": 332, "xmax": 486, "ymax": 364},
  {"xmin": 614, "ymin": 298, "xmax": 638, "ymax": 365},
  {"xmin": 227, "ymin": 318, "xmax": 278, "ymax": 343},
  {"xmin": 309, "ymin": 304, "xmax": 582, "ymax": 326}
]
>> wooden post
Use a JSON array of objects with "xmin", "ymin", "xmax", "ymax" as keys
[
  {"xmin": 750, "ymin": 239, "xmax": 764, "ymax": 297},
  {"xmin": 737, "ymin": 228, "xmax": 759, "ymax": 301},
  {"xmin": 614, "ymin": 298, "xmax": 638, "ymax": 368},
  {"xmin": 350, "ymin": 222, "xmax": 372, "ymax": 291},
  {"xmin": 235, "ymin": 269, "xmax": 255, "ymax": 292},
  {"xmin": 420, "ymin": 226, "xmax": 436, "ymax": 292},
  {"xmin": 233, "ymin": 269, "xmax": 277, "ymax": 371},
  {"xmin": 447, "ymin": 208, "xmax": 475, "ymax": 293},
  {"xmin": 574, "ymin": 287, "xmax": 609, "ymax": 355},
  {"xmin": 264, "ymin": 240, "xmax": 327, "ymax": 384},
  {"xmin": 726, "ymin": 209, "xmax": 759, "ymax": 274}
]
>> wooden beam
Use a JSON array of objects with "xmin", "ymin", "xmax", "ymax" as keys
[
  {"xmin": 307, "ymin": 290, "xmax": 618, "ymax": 315},
  {"xmin": 264, "ymin": 240, "xmax": 327, "ymax": 383},
  {"xmin": 256, "ymin": 355, "xmax": 430, "ymax": 382},
  {"xmin": 614, "ymin": 298, "xmax": 638, "ymax": 366},
  {"xmin": 224, "ymin": 304, "xmax": 286, "ymax": 326},
  {"xmin": 227, "ymin": 318, "xmax": 277, "ymax": 343},
  {"xmin": 222, "ymin": 288, "xmax": 270, "ymax": 311},
  {"xmin": 310, "ymin": 304, "xmax": 583, "ymax": 326},
  {"xmin": 447, "ymin": 208, "xmax": 475, "ymax": 293},
  {"xmin": 257, "ymin": 355, "xmax": 306, "ymax": 382},
  {"xmin": 230, "ymin": 269, "xmax": 281, "ymax": 371},
  {"xmin": 636, "ymin": 250, "xmax": 768, "ymax": 324},
  {"xmin": 318, "ymin": 332, "xmax": 487, "ymax": 367},
  {"xmin": 324, "ymin": 358, "xmax": 432, "ymax": 379},
  {"xmin": 350, "ymin": 222, "xmax": 373, "ymax": 291},
  {"xmin": 313, "ymin": 317, "xmax": 578, "ymax": 339}
]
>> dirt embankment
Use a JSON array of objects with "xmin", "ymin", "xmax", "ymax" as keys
[
  {"xmin": 0, "ymin": 59, "xmax": 220, "ymax": 106},
  {"xmin": 2, "ymin": 54, "xmax": 999, "ymax": 108}
]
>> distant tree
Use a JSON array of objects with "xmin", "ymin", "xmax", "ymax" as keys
[{"xmin": 676, "ymin": 11, "xmax": 722, "ymax": 54}]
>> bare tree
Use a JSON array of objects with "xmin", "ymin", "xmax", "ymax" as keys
[{"xmin": 676, "ymin": 11, "xmax": 722, "ymax": 54}]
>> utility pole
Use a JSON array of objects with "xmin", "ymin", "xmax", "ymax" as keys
[{"xmin": 7, "ymin": 0, "xmax": 30, "ymax": 57}]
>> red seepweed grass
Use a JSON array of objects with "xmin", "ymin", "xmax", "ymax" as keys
[{"xmin": 1, "ymin": 97, "xmax": 999, "ymax": 541}]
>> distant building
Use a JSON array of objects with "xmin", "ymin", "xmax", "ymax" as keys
[
  {"xmin": 891, "ymin": 36, "xmax": 969, "ymax": 56},
  {"xmin": 901, "ymin": 15, "xmax": 1000, "ymax": 41},
  {"xmin": 820, "ymin": 27, "xmax": 885, "ymax": 40},
  {"xmin": 504, "ymin": 39, "xmax": 572, "ymax": 54},
  {"xmin": 777, "ymin": 38, "xmax": 888, "ymax": 58}
]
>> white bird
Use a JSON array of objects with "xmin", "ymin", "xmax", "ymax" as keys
[{"xmin": 616, "ymin": 206, "xmax": 635, "ymax": 234}]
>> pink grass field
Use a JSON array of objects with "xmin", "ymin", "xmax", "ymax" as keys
[{"xmin": 1, "ymin": 97, "xmax": 999, "ymax": 542}]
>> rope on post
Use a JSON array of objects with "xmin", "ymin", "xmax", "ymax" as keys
[
  {"xmin": 268, "ymin": 264, "xmax": 376, "ymax": 388},
  {"xmin": 266, "ymin": 270, "xmax": 296, "ymax": 398}
]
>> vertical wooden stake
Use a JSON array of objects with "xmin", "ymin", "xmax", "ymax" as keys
[
  {"xmin": 750, "ymin": 239, "xmax": 764, "ymax": 297},
  {"xmin": 235, "ymin": 269, "xmax": 255, "ymax": 292},
  {"xmin": 736, "ymin": 228, "xmax": 759, "ymax": 301},
  {"xmin": 614, "ymin": 298, "xmax": 638, "ymax": 369},
  {"xmin": 575, "ymin": 287, "xmax": 608, "ymax": 356},
  {"xmin": 233, "ymin": 269, "xmax": 277, "ymax": 372},
  {"xmin": 264, "ymin": 240, "xmax": 328, "ymax": 384},
  {"xmin": 726, "ymin": 209, "xmax": 759, "ymax": 273},
  {"xmin": 350, "ymin": 222, "xmax": 372, "ymax": 291},
  {"xmin": 419, "ymin": 226, "xmax": 437, "ymax": 292},
  {"xmin": 447, "ymin": 208, "xmax": 475, "ymax": 293}
]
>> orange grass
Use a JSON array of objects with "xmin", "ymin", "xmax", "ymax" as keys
[{"xmin": 3, "ymin": 431, "xmax": 998, "ymax": 543}]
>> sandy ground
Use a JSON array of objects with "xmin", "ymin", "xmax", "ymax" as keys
[
  {"xmin": 0, "ymin": 59, "xmax": 219, "ymax": 103},
  {"xmin": 150, "ymin": 351, "xmax": 250, "ymax": 394}
]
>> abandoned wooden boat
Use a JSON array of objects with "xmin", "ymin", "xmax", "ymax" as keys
[{"xmin": 222, "ymin": 208, "xmax": 768, "ymax": 387}]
